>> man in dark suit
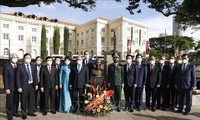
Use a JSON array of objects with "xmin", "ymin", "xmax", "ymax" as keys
[
  {"xmin": 54, "ymin": 57, "xmax": 61, "ymax": 111},
  {"xmin": 70, "ymin": 55, "xmax": 89, "ymax": 113},
  {"xmin": 3, "ymin": 53, "xmax": 20, "ymax": 120},
  {"xmin": 83, "ymin": 50, "xmax": 94, "ymax": 79},
  {"xmin": 107, "ymin": 53, "xmax": 124, "ymax": 112},
  {"xmin": 40, "ymin": 56, "xmax": 58, "ymax": 115},
  {"xmin": 16, "ymin": 53, "xmax": 38, "ymax": 119},
  {"xmin": 123, "ymin": 54, "xmax": 137, "ymax": 112},
  {"xmin": 135, "ymin": 54, "xmax": 147, "ymax": 111},
  {"xmin": 157, "ymin": 56, "xmax": 168, "ymax": 110},
  {"xmin": 166, "ymin": 56, "xmax": 178, "ymax": 111},
  {"xmin": 175, "ymin": 54, "xmax": 196, "ymax": 115},
  {"xmin": 145, "ymin": 56, "xmax": 160, "ymax": 112}
]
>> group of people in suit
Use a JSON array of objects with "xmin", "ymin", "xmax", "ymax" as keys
[{"xmin": 2, "ymin": 51, "xmax": 196, "ymax": 120}]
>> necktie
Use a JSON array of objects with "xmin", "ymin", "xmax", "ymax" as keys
[
  {"xmin": 78, "ymin": 64, "xmax": 81, "ymax": 73},
  {"xmin": 14, "ymin": 64, "xmax": 17, "ymax": 70},
  {"xmin": 27, "ymin": 64, "xmax": 32, "ymax": 82},
  {"xmin": 150, "ymin": 64, "xmax": 153, "ymax": 71},
  {"xmin": 183, "ymin": 64, "xmax": 186, "ymax": 71},
  {"xmin": 48, "ymin": 66, "xmax": 51, "ymax": 74}
]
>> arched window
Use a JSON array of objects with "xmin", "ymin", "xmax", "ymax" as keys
[
  {"xmin": 18, "ymin": 49, "xmax": 24, "ymax": 59},
  {"xmin": 4, "ymin": 48, "xmax": 9, "ymax": 56}
]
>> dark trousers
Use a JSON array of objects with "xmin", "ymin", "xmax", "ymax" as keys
[
  {"xmin": 156, "ymin": 87, "xmax": 162, "ymax": 108},
  {"xmin": 55, "ymin": 88, "xmax": 60, "ymax": 111},
  {"xmin": 21, "ymin": 84, "xmax": 35, "ymax": 117},
  {"xmin": 135, "ymin": 87, "xmax": 143, "ymax": 108},
  {"xmin": 34, "ymin": 87, "xmax": 45, "ymax": 111},
  {"xmin": 44, "ymin": 88, "xmax": 56, "ymax": 112},
  {"xmin": 6, "ymin": 91, "xmax": 19, "ymax": 119},
  {"xmin": 111, "ymin": 85, "xmax": 122, "ymax": 108},
  {"xmin": 145, "ymin": 87, "xmax": 156, "ymax": 109},
  {"xmin": 157, "ymin": 87, "xmax": 170, "ymax": 109},
  {"xmin": 178, "ymin": 89, "xmax": 192, "ymax": 112},
  {"xmin": 124, "ymin": 86, "xmax": 135, "ymax": 109},
  {"xmin": 72, "ymin": 88, "xmax": 85, "ymax": 110},
  {"xmin": 170, "ymin": 87, "xmax": 178, "ymax": 108}
]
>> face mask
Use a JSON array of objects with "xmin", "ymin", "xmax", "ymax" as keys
[
  {"xmin": 159, "ymin": 60, "xmax": 164, "ymax": 64},
  {"xmin": 126, "ymin": 59, "xmax": 132, "ymax": 64},
  {"xmin": 55, "ymin": 61, "xmax": 60, "ymax": 65},
  {"xmin": 85, "ymin": 55, "xmax": 90, "ymax": 59},
  {"xmin": 77, "ymin": 60, "xmax": 82, "ymax": 65},
  {"xmin": 113, "ymin": 59, "xmax": 119, "ymax": 63},
  {"xmin": 169, "ymin": 59, "xmax": 175, "ymax": 64},
  {"xmin": 47, "ymin": 61, "xmax": 52, "ymax": 66},
  {"xmin": 150, "ymin": 60, "xmax": 155, "ymax": 65},
  {"xmin": 177, "ymin": 60, "xmax": 182, "ymax": 64},
  {"xmin": 137, "ymin": 58, "xmax": 142, "ymax": 63},
  {"xmin": 182, "ymin": 59, "xmax": 188, "ymax": 64},
  {"xmin": 11, "ymin": 58, "xmax": 18, "ymax": 64},
  {"xmin": 25, "ymin": 59, "xmax": 31, "ymax": 64},
  {"xmin": 65, "ymin": 61, "xmax": 70, "ymax": 65},
  {"xmin": 36, "ymin": 60, "xmax": 42, "ymax": 65}
]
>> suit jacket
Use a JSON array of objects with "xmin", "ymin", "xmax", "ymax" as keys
[
  {"xmin": 175, "ymin": 63, "xmax": 196, "ymax": 90},
  {"xmin": 107, "ymin": 63, "xmax": 124, "ymax": 86},
  {"xmin": 70, "ymin": 64, "xmax": 89, "ymax": 89},
  {"xmin": 136, "ymin": 64, "xmax": 147, "ymax": 87},
  {"xmin": 166, "ymin": 64, "xmax": 177, "ymax": 86},
  {"xmin": 158, "ymin": 64, "xmax": 168, "ymax": 88},
  {"xmin": 3, "ymin": 62, "xmax": 17, "ymax": 91},
  {"xmin": 124, "ymin": 63, "xmax": 138, "ymax": 87},
  {"xmin": 16, "ymin": 63, "xmax": 38, "ymax": 90},
  {"xmin": 40, "ymin": 65, "xmax": 58, "ymax": 90},
  {"xmin": 146, "ymin": 64, "xmax": 160, "ymax": 88}
]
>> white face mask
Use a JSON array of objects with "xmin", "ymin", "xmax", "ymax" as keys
[
  {"xmin": 36, "ymin": 60, "xmax": 42, "ymax": 65},
  {"xmin": 11, "ymin": 58, "xmax": 18, "ymax": 63},
  {"xmin": 77, "ymin": 60, "xmax": 82, "ymax": 65},
  {"xmin": 126, "ymin": 59, "xmax": 132, "ymax": 64},
  {"xmin": 182, "ymin": 59, "xmax": 188, "ymax": 64},
  {"xmin": 65, "ymin": 61, "xmax": 70, "ymax": 65},
  {"xmin": 150, "ymin": 60, "xmax": 155, "ymax": 65},
  {"xmin": 55, "ymin": 61, "xmax": 60, "ymax": 65},
  {"xmin": 137, "ymin": 58, "xmax": 142, "ymax": 63},
  {"xmin": 169, "ymin": 59, "xmax": 175, "ymax": 64},
  {"xmin": 159, "ymin": 60, "xmax": 165, "ymax": 64},
  {"xmin": 25, "ymin": 59, "xmax": 31, "ymax": 64},
  {"xmin": 85, "ymin": 55, "xmax": 90, "ymax": 59},
  {"xmin": 47, "ymin": 61, "xmax": 52, "ymax": 66},
  {"xmin": 177, "ymin": 60, "xmax": 182, "ymax": 64}
]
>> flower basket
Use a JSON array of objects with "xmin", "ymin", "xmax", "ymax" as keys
[{"xmin": 83, "ymin": 80, "xmax": 114, "ymax": 116}]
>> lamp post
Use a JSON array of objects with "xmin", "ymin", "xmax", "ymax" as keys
[{"xmin": 113, "ymin": 30, "xmax": 116, "ymax": 52}]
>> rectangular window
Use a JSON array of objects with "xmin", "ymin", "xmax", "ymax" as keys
[
  {"xmin": 77, "ymin": 33, "xmax": 79, "ymax": 36},
  {"xmin": 101, "ymin": 37, "xmax": 105, "ymax": 42},
  {"xmin": 102, "ymin": 28, "xmax": 105, "ymax": 32},
  {"xmin": 18, "ymin": 26, "xmax": 24, "ymax": 30},
  {"xmin": 3, "ymin": 33, "xmax": 9, "ymax": 39},
  {"xmin": 32, "ymin": 28, "xmax": 37, "ymax": 32},
  {"xmin": 32, "ymin": 36, "xmax": 37, "ymax": 42},
  {"xmin": 77, "ymin": 41, "xmax": 79, "ymax": 47},
  {"xmin": 127, "ymin": 27, "xmax": 131, "ymax": 32},
  {"xmin": 18, "ymin": 35, "xmax": 24, "ymax": 41},
  {"xmin": 3, "ymin": 24, "xmax": 9, "ymax": 28},
  {"xmin": 86, "ymin": 30, "xmax": 89, "ymax": 34}
]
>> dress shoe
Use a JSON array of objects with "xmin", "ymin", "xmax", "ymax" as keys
[
  {"xmin": 123, "ymin": 107, "xmax": 128, "ymax": 111},
  {"xmin": 72, "ymin": 109, "xmax": 77, "ymax": 113},
  {"xmin": 184, "ymin": 111, "xmax": 189, "ymax": 115},
  {"xmin": 22, "ymin": 116, "xmax": 27, "ymax": 120},
  {"xmin": 138, "ymin": 107, "xmax": 142, "ymax": 111},
  {"xmin": 8, "ymin": 118, "xmax": 13, "ymax": 120},
  {"xmin": 116, "ymin": 108, "xmax": 121, "ymax": 112},
  {"xmin": 175, "ymin": 110, "xmax": 182, "ymax": 113},
  {"xmin": 162, "ymin": 108, "xmax": 166, "ymax": 111},
  {"xmin": 152, "ymin": 108, "xmax": 156, "ymax": 112},
  {"xmin": 129, "ymin": 108, "xmax": 134, "ymax": 112},
  {"xmin": 171, "ymin": 108, "xmax": 175, "ymax": 111},
  {"xmin": 51, "ymin": 111, "xmax": 56, "ymax": 114},
  {"xmin": 43, "ymin": 112, "xmax": 47, "ymax": 116},
  {"xmin": 28, "ymin": 113, "xmax": 37, "ymax": 116},
  {"xmin": 144, "ymin": 107, "xmax": 150, "ymax": 110},
  {"xmin": 13, "ymin": 113, "xmax": 20, "ymax": 117}
]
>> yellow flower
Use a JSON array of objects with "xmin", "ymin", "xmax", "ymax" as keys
[
  {"xmin": 84, "ymin": 100, "xmax": 90, "ymax": 104},
  {"xmin": 104, "ymin": 106, "xmax": 108, "ymax": 110},
  {"xmin": 96, "ymin": 95, "xmax": 99, "ymax": 98},
  {"xmin": 99, "ymin": 105, "xmax": 103, "ymax": 109},
  {"xmin": 103, "ymin": 90, "xmax": 106, "ymax": 94},
  {"xmin": 87, "ymin": 93, "xmax": 91, "ymax": 96},
  {"xmin": 97, "ymin": 108, "xmax": 101, "ymax": 113}
]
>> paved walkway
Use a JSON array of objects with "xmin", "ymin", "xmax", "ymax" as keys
[{"xmin": 0, "ymin": 106, "xmax": 200, "ymax": 120}]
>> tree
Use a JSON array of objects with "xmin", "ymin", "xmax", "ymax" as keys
[
  {"xmin": 53, "ymin": 26, "xmax": 60, "ymax": 54},
  {"xmin": 41, "ymin": 24, "xmax": 48, "ymax": 59},
  {"xmin": 150, "ymin": 35, "xmax": 195, "ymax": 55},
  {"xmin": 64, "ymin": 27, "xmax": 69, "ymax": 56}
]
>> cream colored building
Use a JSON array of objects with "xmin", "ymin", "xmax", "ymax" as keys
[{"xmin": 0, "ymin": 12, "xmax": 148, "ymax": 60}]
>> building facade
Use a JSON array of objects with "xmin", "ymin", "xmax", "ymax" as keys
[{"xmin": 0, "ymin": 12, "xmax": 149, "ymax": 60}]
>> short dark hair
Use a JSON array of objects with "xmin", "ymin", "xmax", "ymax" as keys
[
  {"xmin": 55, "ymin": 57, "xmax": 61, "ymax": 60},
  {"xmin": 126, "ymin": 54, "xmax": 132, "ymax": 59},
  {"xmin": 84, "ymin": 50, "xmax": 90, "ymax": 55},
  {"xmin": 35, "ymin": 56, "xmax": 41, "ymax": 60},
  {"xmin": 136, "ymin": 54, "xmax": 142, "ymax": 58},
  {"xmin": 181, "ymin": 54, "xmax": 188, "ymax": 58},
  {"xmin": 46, "ymin": 56, "xmax": 53, "ymax": 61},
  {"xmin": 23, "ymin": 53, "xmax": 31, "ymax": 58},
  {"xmin": 64, "ymin": 56, "xmax": 71, "ymax": 61}
]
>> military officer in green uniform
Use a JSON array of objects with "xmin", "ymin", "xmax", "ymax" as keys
[{"xmin": 107, "ymin": 52, "xmax": 124, "ymax": 112}]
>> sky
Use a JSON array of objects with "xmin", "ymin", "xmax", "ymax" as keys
[{"xmin": 0, "ymin": 0, "xmax": 199, "ymax": 40}]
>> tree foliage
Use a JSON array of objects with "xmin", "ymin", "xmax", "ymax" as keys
[
  {"xmin": 149, "ymin": 35, "xmax": 195, "ymax": 55},
  {"xmin": 41, "ymin": 24, "xmax": 48, "ymax": 59},
  {"xmin": 64, "ymin": 27, "xmax": 69, "ymax": 56},
  {"xmin": 53, "ymin": 26, "xmax": 60, "ymax": 54}
]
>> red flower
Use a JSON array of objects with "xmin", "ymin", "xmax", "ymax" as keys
[
  {"xmin": 101, "ymin": 86, "xmax": 104, "ymax": 93},
  {"xmin": 90, "ymin": 86, "xmax": 93, "ymax": 92},
  {"xmin": 94, "ymin": 90, "xmax": 98, "ymax": 95},
  {"xmin": 103, "ymin": 81, "xmax": 107, "ymax": 89},
  {"xmin": 93, "ymin": 79, "xmax": 97, "ymax": 86}
]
